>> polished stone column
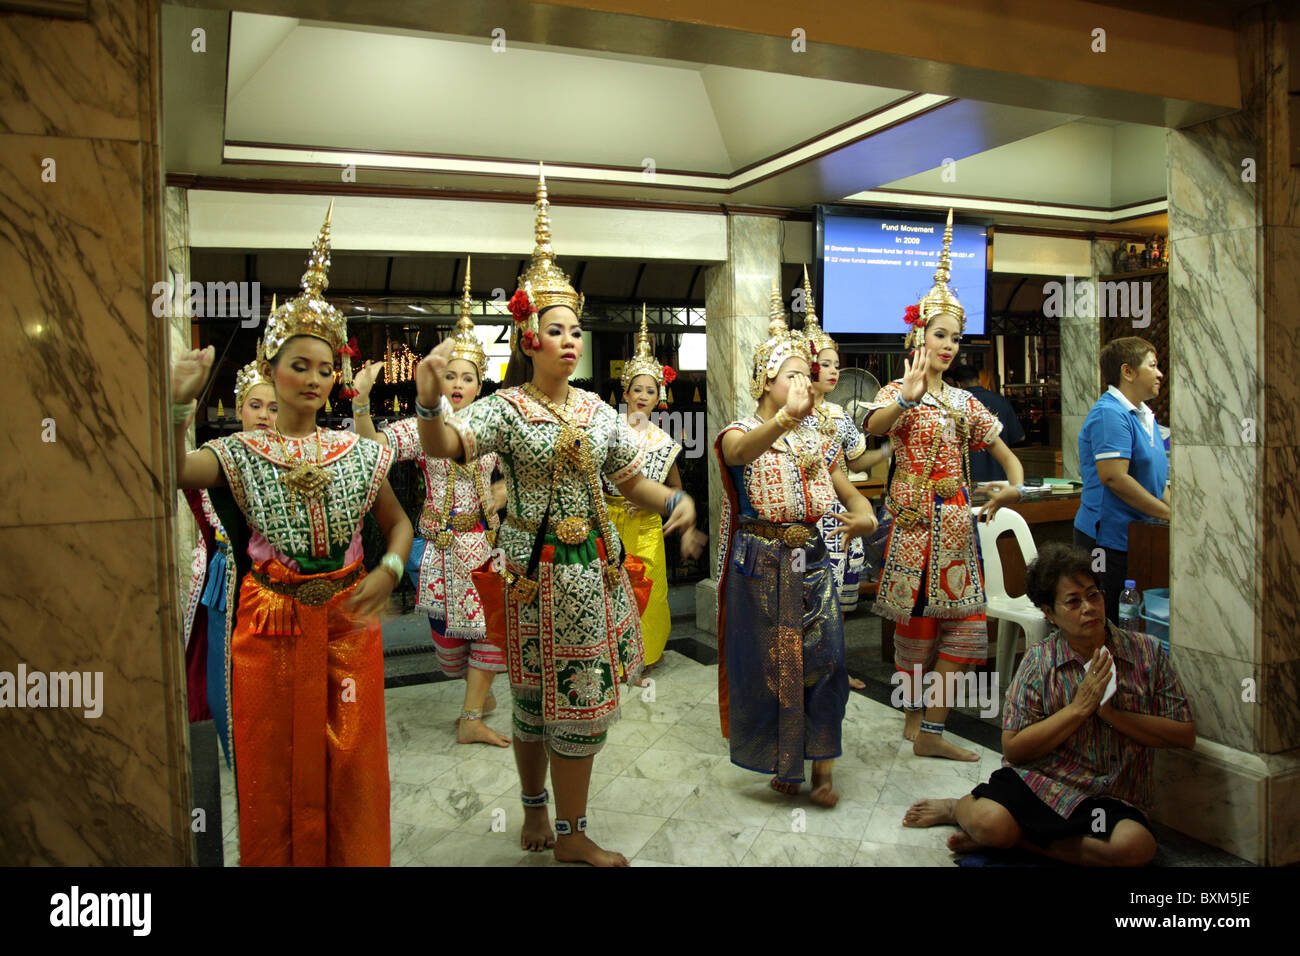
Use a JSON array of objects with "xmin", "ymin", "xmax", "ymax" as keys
[
  {"xmin": 0, "ymin": 1, "xmax": 192, "ymax": 863},
  {"xmin": 167, "ymin": 186, "xmax": 198, "ymax": 598},
  {"xmin": 695, "ymin": 215, "xmax": 782, "ymax": 632},
  {"xmin": 1152, "ymin": 3, "xmax": 1300, "ymax": 864},
  {"xmin": 1058, "ymin": 239, "xmax": 1120, "ymax": 479}
]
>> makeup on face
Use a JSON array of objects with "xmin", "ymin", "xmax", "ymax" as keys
[
  {"xmin": 529, "ymin": 307, "xmax": 584, "ymax": 376},
  {"xmin": 239, "ymin": 384, "xmax": 278, "ymax": 432},
  {"xmin": 443, "ymin": 359, "xmax": 481, "ymax": 410},
  {"xmin": 816, "ymin": 349, "xmax": 839, "ymax": 392},
  {"xmin": 925, "ymin": 316, "xmax": 962, "ymax": 369},
  {"xmin": 277, "ymin": 336, "xmax": 336, "ymax": 410},
  {"xmin": 624, "ymin": 374, "xmax": 658, "ymax": 412}
]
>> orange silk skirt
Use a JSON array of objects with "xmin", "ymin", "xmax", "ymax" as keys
[{"xmin": 231, "ymin": 557, "xmax": 390, "ymax": 866}]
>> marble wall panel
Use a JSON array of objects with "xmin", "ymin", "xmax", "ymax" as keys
[
  {"xmin": 1060, "ymin": 413, "xmax": 1083, "ymax": 480},
  {"xmin": 1170, "ymin": 644, "xmax": 1256, "ymax": 753},
  {"xmin": 0, "ymin": 2, "xmax": 144, "ymax": 142},
  {"xmin": 1168, "ymin": 229, "xmax": 1260, "ymax": 449},
  {"xmin": 0, "ymin": 132, "xmax": 172, "ymax": 529},
  {"xmin": 1259, "ymin": 658, "xmax": 1300, "ymax": 754},
  {"xmin": 1268, "ymin": 769, "xmax": 1300, "ymax": 865},
  {"xmin": 1260, "ymin": 444, "xmax": 1300, "ymax": 669},
  {"xmin": 1262, "ymin": 225, "xmax": 1300, "ymax": 448},
  {"xmin": 1152, "ymin": 744, "xmax": 1265, "ymax": 863},
  {"xmin": 1169, "ymin": 444, "xmax": 1256, "ymax": 661},
  {"xmin": 1166, "ymin": 122, "xmax": 1259, "ymax": 243},
  {"xmin": 0, "ymin": 519, "xmax": 188, "ymax": 864}
]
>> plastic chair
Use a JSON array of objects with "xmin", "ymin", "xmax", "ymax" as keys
[{"xmin": 969, "ymin": 506, "xmax": 1052, "ymax": 695}]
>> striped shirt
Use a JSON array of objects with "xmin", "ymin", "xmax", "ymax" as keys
[{"xmin": 1002, "ymin": 621, "xmax": 1192, "ymax": 816}]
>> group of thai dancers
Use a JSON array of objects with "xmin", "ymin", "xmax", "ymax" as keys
[{"xmin": 172, "ymin": 166, "xmax": 1030, "ymax": 866}]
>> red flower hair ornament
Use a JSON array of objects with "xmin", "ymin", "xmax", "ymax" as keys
[{"xmin": 508, "ymin": 289, "xmax": 541, "ymax": 350}]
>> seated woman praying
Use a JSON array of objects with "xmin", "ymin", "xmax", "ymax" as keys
[{"xmin": 901, "ymin": 543, "xmax": 1194, "ymax": 866}]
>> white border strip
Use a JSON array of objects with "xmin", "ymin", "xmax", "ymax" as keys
[
  {"xmin": 839, "ymin": 189, "xmax": 1167, "ymax": 222},
  {"xmin": 222, "ymin": 94, "xmax": 950, "ymax": 192}
]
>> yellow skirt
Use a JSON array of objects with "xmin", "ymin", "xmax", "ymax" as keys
[{"xmin": 607, "ymin": 498, "xmax": 671, "ymax": 665}]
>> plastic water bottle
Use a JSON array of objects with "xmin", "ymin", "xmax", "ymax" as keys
[{"xmin": 1119, "ymin": 580, "xmax": 1142, "ymax": 631}]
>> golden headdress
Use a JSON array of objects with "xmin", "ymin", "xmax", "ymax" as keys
[
  {"xmin": 800, "ymin": 264, "xmax": 836, "ymax": 355},
  {"xmin": 906, "ymin": 208, "xmax": 965, "ymax": 349},
  {"xmin": 235, "ymin": 360, "xmax": 273, "ymax": 413},
  {"xmin": 509, "ymin": 163, "xmax": 583, "ymax": 352},
  {"xmin": 448, "ymin": 256, "xmax": 487, "ymax": 377},
  {"xmin": 261, "ymin": 201, "xmax": 358, "ymax": 396},
  {"xmin": 749, "ymin": 279, "xmax": 811, "ymax": 400},
  {"xmin": 621, "ymin": 304, "xmax": 675, "ymax": 409}
]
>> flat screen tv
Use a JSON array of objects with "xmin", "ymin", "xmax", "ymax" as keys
[{"xmin": 816, "ymin": 206, "xmax": 989, "ymax": 343}]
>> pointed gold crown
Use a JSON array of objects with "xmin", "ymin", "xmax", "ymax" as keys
[
  {"xmin": 750, "ymin": 278, "xmax": 811, "ymax": 400},
  {"xmin": 518, "ymin": 163, "xmax": 583, "ymax": 318},
  {"xmin": 800, "ymin": 264, "xmax": 836, "ymax": 354},
  {"xmin": 621, "ymin": 303, "xmax": 664, "ymax": 392},
  {"xmin": 909, "ymin": 208, "xmax": 965, "ymax": 348},
  {"xmin": 448, "ymin": 256, "xmax": 487, "ymax": 377},
  {"xmin": 262, "ymin": 202, "xmax": 349, "ymax": 357}
]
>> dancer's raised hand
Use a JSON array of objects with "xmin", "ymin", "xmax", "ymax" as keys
[
  {"xmin": 417, "ymin": 338, "xmax": 456, "ymax": 406},
  {"xmin": 784, "ymin": 372, "xmax": 814, "ymax": 419},
  {"xmin": 900, "ymin": 348, "xmax": 929, "ymax": 403},
  {"xmin": 352, "ymin": 359, "xmax": 384, "ymax": 399},
  {"xmin": 172, "ymin": 346, "xmax": 215, "ymax": 403}
]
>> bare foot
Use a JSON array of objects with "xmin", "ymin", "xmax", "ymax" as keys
[
  {"xmin": 457, "ymin": 718, "xmax": 511, "ymax": 747},
  {"xmin": 912, "ymin": 733, "xmax": 980, "ymax": 762},
  {"xmin": 947, "ymin": 830, "xmax": 982, "ymax": 853},
  {"xmin": 553, "ymin": 833, "xmax": 628, "ymax": 867},
  {"xmin": 903, "ymin": 709, "xmax": 922, "ymax": 741},
  {"xmin": 848, "ymin": 676, "xmax": 866, "ymax": 691},
  {"xmin": 520, "ymin": 806, "xmax": 555, "ymax": 852},
  {"xmin": 902, "ymin": 797, "xmax": 956, "ymax": 828},
  {"xmin": 810, "ymin": 772, "xmax": 840, "ymax": 808},
  {"xmin": 770, "ymin": 777, "xmax": 800, "ymax": 796}
]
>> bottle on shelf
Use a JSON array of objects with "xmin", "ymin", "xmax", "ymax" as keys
[{"xmin": 1118, "ymin": 579, "xmax": 1142, "ymax": 631}]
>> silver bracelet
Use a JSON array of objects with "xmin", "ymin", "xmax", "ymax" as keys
[
  {"xmin": 414, "ymin": 396, "xmax": 444, "ymax": 420},
  {"xmin": 172, "ymin": 401, "xmax": 196, "ymax": 425},
  {"xmin": 379, "ymin": 551, "xmax": 404, "ymax": 582},
  {"xmin": 664, "ymin": 490, "xmax": 685, "ymax": 519},
  {"xmin": 353, "ymin": 401, "xmax": 372, "ymax": 416},
  {"xmin": 895, "ymin": 394, "xmax": 919, "ymax": 410}
]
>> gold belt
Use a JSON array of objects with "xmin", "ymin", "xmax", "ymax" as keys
[
  {"xmin": 896, "ymin": 471, "xmax": 963, "ymax": 500},
  {"xmin": 251, "ymin": 565, "xmax": 363, "ymax": 607},
  {"xmin": 419, "ymin": 510, "xmax": 482, "ymax": 535},
  {"xmin": 741, "ymin": 521, "xmax": 816, "ymax": 548},
  {"xmin": 505, "ymin": 513, "xmax": 593, "ymax": 546}
]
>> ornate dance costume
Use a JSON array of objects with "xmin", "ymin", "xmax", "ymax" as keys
[
  {"xmin": 867, "ymin": 212, "xmax": 1001, "ymax": 674},
  {"xmin": 603, "ymin": 307, "xmax": 681, "ymax": 666},
  {"xmin": 182, "ymin": 360, "xmax": 272, "ymax": 768},
  {"xmin": 714, "ymin": 283, "xmax": 849, "ymax": 783},
  {"xmin": 441, "ymin": 167, "xmax": 646, "ymax": 757},
  {"xmin": 801, "ymin": 269, "xmax": 868, "ymax": 613},
  {"xmin": 200, "ymin": 208, "xmax": 395, "ymax": 866},
  {"xmin": 447, "ymin": 385, "xmax": 645, "ymax": 756},
  {"xmin": 379, "ymin": 262, "xmax": 505, "ymax": 677}
]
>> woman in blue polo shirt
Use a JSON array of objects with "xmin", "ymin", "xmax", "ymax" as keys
[{"xmin": 1074, "ymin": 336, "xmax": 1171, "ymax": 624}]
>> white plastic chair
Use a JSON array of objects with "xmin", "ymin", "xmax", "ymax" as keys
[{"xmin": 969, "ymin": 506, "xmax": 1051, "ymax": 695}]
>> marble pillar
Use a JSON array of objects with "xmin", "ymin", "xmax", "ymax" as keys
[
  {"xmin": 695, "ymin": 216, "xmax": 783, "ymax": 632},
  {"xmin": 167, "ymin": 186, "xmax": 198, "ymax": 600},
  {"xmin": 1058, "ymin": 240, "xmax": 1119, "ymax": 479},
  {"xmin": 1158, "ymin": 3, "xmax": 1300, "ymax": 864},
  {"xmin": 0, "ymin": 1, "xmax": 193, "ymax": 863}
]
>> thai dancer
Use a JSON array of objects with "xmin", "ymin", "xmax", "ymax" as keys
[
  {"xmin": 865, "ymin": 210, "xmax": 1026, "ymax": 761},
  {"xmin": 173, "ymin": 205, "xmax": 413, "ymax": 865},
  {"xmin": 352, "ymin": 259, "xmax": 510, "ymax": 747},
  {"xmin": 182, "ymin": 356, "xmax": 278, "ymax": 769},
  {"xmin": 414, "ymin": 165, "xmax": 705, "ymax": 865},
  {"xmin": 603, "ymin": 305, "xmax": 683, "ymax": 673},
  {"xmin": 715, "ymin": 281, "xmax": 878, "ymax": 806}
]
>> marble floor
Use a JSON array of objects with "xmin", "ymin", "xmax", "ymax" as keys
[{"xmin": 221, "ymin": 647, "xmax": 1016, "ymax": 866}]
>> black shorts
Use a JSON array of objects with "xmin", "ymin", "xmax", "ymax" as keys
[{"xmin": 971, "ymin": 768, "xmax": 1151, "ymax": 849}]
